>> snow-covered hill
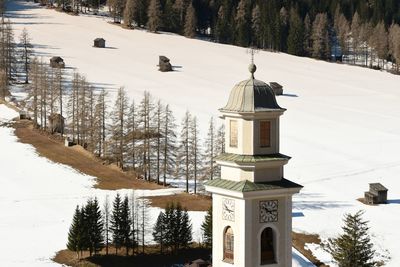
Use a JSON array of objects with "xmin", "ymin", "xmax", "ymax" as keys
[{"xmin": 4, "ymin": 0, "xmax": 400, "ymax": 266}]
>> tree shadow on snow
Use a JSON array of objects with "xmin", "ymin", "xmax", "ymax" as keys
[{"xmin": 292, "ymin": 251, "xmax": 315, "ymax": 267}]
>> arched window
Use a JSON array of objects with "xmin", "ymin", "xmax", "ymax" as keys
[
  {"xmin": 224, "ymin": 227, "xmax": 234, "ymax": 262},
  {"xmin": 261, "ymin": 227, "xmax": 275, "ymax": 265}
]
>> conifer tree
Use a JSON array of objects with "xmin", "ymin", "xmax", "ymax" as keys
[
  {"xmin": 303, "ymin": 14, "xmax": 312, "ymax": 56},
  {"xmin": 85, "ymin": 198, "xmax": 104, "ymax": 256},
  {"xmin": 152, "ymin": 211, "xmax": 166, "ymax": 253},
  {"xmin": 201, "ymin": 207, "xmax": 212, "ymax": 247},
  {"xmin": 161, "ymin": 104, "xmax": 177, "ymax": 186},
  {"xmin": 147, "ymin": 0, "xmax": 162, "ymax": 32},
  {"xmin": 203, "ymin": 117, "xmax": 216, "ymax": 180},
  {"xmin": 184, "ymin": 2, "xmax": 196, "ymax": 38},
  {"xmin": 110, "ymin": 193, "xmax": 123, "ymax": 254},
  {"xmin": 19, "ymin": 28, "xmax": 32, "ymax": 84},
  {"xmin": 178, "ymin": 111, "xmax": 191, "ymax": 192},
  {"xmin": 67, "ymin": 206, "xmax": 83, "ymax": 258},
  {"xmin": 324, "ymin": 210, "xmax": 377, "ymax": 267},
  {"xmin": 179, "ymin": 208, "xmax": 192, "ymax": 248},
  {"xmin": 251, "ymin": 4, "xmax": 261, "ymax": 47},
  {"xmin": 234, "ymin": 0, "xmax": 249, "ymax": 46},
  {"xmin": 123, "ymin": 0, "xmax": 137, "ymax": 27},
  {"xmin": 120, "ymin": 195, "xmax": 132, "ymax": 255},
  {"xmin": 311, "ymin": 13, "xmax": 330, "ymax": 59},
  {"xmin": 287, "ymin": 8, "xmax": 304, "ymax": 56}
]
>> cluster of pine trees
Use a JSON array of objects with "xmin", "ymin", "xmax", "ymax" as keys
[
  {"xmin": 67, "ymin": 194, "xmax": 196, "ymax": 257},
  {"xmin": 39, "ymin": 0, "xmax": 400, "ymax": 71},
  {"xmin": 67, "ymin": 193, "xmax": 152, "ymax": 257},
  {"xmin": 152, "ymin": 202, "xmax": 193, "ymax": 253}
]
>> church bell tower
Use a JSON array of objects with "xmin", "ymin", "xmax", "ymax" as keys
[{"xmin": 205, "ymin": 64, "xmax": 302, "ymax": 267}]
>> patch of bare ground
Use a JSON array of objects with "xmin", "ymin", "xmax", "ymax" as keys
[
  {"xmin": 148, "ymin": 193, "xmax": 212, "ymax": 211},
  {"xmin": 292, "ymin": 231, "xmax": 329, "ymax": 267},
  {"xmin": 54, "ymin": 246, "xmax": 211, "ymax": 267},
  {"xmin": 13, "ymin": 119, "xmax": 161, "ymax": 190}
]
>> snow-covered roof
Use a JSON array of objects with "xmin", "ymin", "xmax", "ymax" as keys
[{"xmin": 220, "ymin": 64, "xmax": 285, "ymax": 113}]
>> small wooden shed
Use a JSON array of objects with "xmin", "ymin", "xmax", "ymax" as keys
[
  {"xmin": 48, "ymin": 113, "xmax": 65, "ymax": 134},
  {"xmin": 159, "ymin": 55, "xmax": 172, "ymax": 72},
  {"xmin": 50, "ymin": 56, "xmax": 65, "ymax": 68},
  {"xmin": 364, "ymin": 183, "xmax": 388, "ymax": 204},
  {"xmin": 269, "ymin": 82, "xmax": 283, "ymax": 95},
  {"xmin": 19, "ymin": 110, "xmax": 28, "ymax": 120},
  {"xmin": 94, "ymin": 38, "xmax": 106, "ymax": 48},
  {"xmin": 64, "ymin": 137, "xmax": 75, "ymax": 147}
]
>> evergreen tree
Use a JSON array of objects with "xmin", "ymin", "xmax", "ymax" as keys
[
  {"xmin": 147, "ymin": 0, "xmax": 162, "ymax": 32},
  {"xmin": 234, "ymin": 0, "xmax": 249, "ymax": 46},
  {"xmin": 311, "ymin": 13, "xmax": 330, "ymax": 59},
  {"xmin": 161, "ymin": 104, "xmax": 177, "ymax": 186},
  {"xmin": 67, "ymin": 206, "xmax": 83, "ymax": 258},
  {"xmin": 152, "ymin": 211, "xmax": 166, "ymax": 253},
  {"xmin": 201, "ymin": 207, "xmax": 212, "ymax": 247},
  {"xmin": 251, "ymin": 4, "xmax": 262, "ymax": 47},
  {"xmin": 110, "ymin": 193, "xmax": 123, "ymax": 254},
  {"xmin": 179, "ymin": 208, "xmax": 192, "ymax": 248},
  {"xmin": 103, "ymin": 195, "xmax": 111, "ymax": 255},
  {"xmin": 189, "ymin": 116, "xmax": 201, "ymax": 194},
  {"xmin": 120, "ymin": 195, "xmax": 132, "ymax": 255},
  {"xmin": 19, "ymin": 28, "xmax": 32, "ymax": 84},
  {"xmin": 287, "ymin": 8, "xmax": 304, "ymax": 56},
  {"xmin": 303, "ymin": 13, "xmax": 312, "ymax": 56},
  {"xmin": 123, "ymin": 0, "xmax": 138, "ymax": 28},
  {"xmin": 184, "ymin": 2, "xmax": 197, "ymax": 38},
  {"xmin": 178, "ymin": 111, "xmax": 191, "ymax": 193},
  {"xmin": 324, "ymin": 211, "xmax": 377, "ymax": 267},
  {"xmin": 85, "ymin": 198, "xmax": 104, "ymax": 256}
]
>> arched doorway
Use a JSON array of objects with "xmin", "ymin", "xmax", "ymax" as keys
[
  {"xmin": 260, "ymin": 227, "xmax": 275, "ymax": 265},
  {"xmin": 224, "ymin": 227, "xmax": 234, "ymax": 262}
]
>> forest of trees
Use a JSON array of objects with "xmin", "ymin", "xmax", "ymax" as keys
[
  {"xmin": 35, "ymin": 0, "xmax": 400, "ymax": 71},
  {"xmin": 67, "ymin": 195, "xmax": 196, "ymax": 257}
]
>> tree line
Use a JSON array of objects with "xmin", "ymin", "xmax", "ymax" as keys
[
  {"xmin": 37, "ymin": 0, "xmax": 400, "ymax": 72},
  {"xmin": 27, "ymin": 56, "xmax": 225, "ymax": 191},
  {"xmin": 67, "ymin": 194, "xmax": 195, "ymax": 257}
]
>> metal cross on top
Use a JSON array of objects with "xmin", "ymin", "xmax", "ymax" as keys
[{"xmin": 246, "ymin": 47, "xmax": 259, "ymax": 64}]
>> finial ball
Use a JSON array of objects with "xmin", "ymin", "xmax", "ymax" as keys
[{"xmin": 249, "ymin": 63, "xmax": 257, "ymax": 75}]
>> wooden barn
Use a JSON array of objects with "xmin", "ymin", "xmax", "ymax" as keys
[
  {"xmin": 50, "ymin": 56, "xmax": 65, "ymax": 68},
  {"xmin": 48, "ymin": 113, "xmax": 65, "ymax": 134},
  {"xmin": 364, "ymin": 183, "xmax": 388, "ymax": 204},
  {"xmin": 94, "ymin": 38, "xmax": 106, "ymax": 48},
  {"xmin": 159, "ymin": 55, "xmax": 172, "ymax": 72}
]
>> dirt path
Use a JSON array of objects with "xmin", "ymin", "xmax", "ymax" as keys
[{"xmin": 13, "ymin": 119, "xmax": 161, "ymax": 190}]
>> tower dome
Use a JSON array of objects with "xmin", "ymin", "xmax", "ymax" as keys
[{"xmin": 220, "ymin": 64, "xmax": 285, "ymax": 113}]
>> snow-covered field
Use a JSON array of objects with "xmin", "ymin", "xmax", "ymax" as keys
[{"xmin": 3, "ymin": 0, "xmax": 400, "ymax": 266}]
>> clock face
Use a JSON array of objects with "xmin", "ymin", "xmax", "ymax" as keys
[
  {"xmin": 222, "ymin": 198, "xmax": 235, "ymax": 221},
  {"xmin": 259, "ymin": 200, "xmax": 278, "ymax": 223}
]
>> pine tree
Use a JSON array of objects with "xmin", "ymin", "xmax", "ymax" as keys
[
  {"xmin": 303, "ymin": 13, "xmax": 312, "ymax": 56},
  {"xmin": 234, "ymin": 0, "xmax": 249, "ymax": 46},
  {"xmin": 178, "ymin": 111, "xmax": 191, "ymax": 193},
  {"xmin": 120, "ymin": 195, "xmax": 132, "ymax": 255},
  {"xmin": 311, "ymin": 13, "xmax": 330, "ymax": 59},
  {"xmin": 189, "ymin": 116, "xmax": 201, "ymax": 194},
  {"xmin": 201, "ymin": 207, "xmax": 212, "ymax": 247},
  {"xmin": 110, "ymin": 193, "xmax": 123, "ymax": 254},
  {"xmin": 203, "ymin": 117, "xmax": 216, "ymax": 180},
  {"xmin": 152, "ymin": 211, "xmax": 166, "ymax": 253},
  {"xmin": 179, "ymin": 208, "xmax": 192, "ymax": 248},
  {"xmin": 184, "ymin": 2, "xmax": 196, "ymax": 38},
  {"xmin": 324, "ymin": 210, "xmax": 377, "ymax": 267},
  {"xmin": 287, "ymin": 8, "xmax": 304, "ymax": 56},
  {"xmin": 19, "ymin": 28, "xmax": 32, "ymax": 84},
  {"xmin": 251, "ymin": 4, "xmax": 262, "ymax": 47},
  {"xmin": 67, "ymin": 206, "xmax": 83, "ymax": 258},
  {"xmin": 147, "ymin": 0, "xmax": 162, "ymax": 32},
  {"xmin": 161, "ymin": 104, "xmax": 177, "ymax": 186},
  {"xmin": 123, "ymin": 0, "xmax": 137, "ymax": 28},
  {"xmin": 84, "ymin": 198, "xmax": 104, "ymax": 256}
]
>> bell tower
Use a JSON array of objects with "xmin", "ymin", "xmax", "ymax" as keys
[{"xmin": 205, "ymin": 64, "xmax": 302, "ymax": 267}]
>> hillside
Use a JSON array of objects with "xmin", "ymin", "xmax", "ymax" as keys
[{"xmin": 4, "ymin": 0, "xmax": 400, "ymax": 266}]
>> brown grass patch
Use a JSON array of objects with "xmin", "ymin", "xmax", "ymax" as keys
[
  {"xmin": 148, "ymin": 193, "xmax": 212, "ymax": 211},
  {"xmin": 292, "ymin": 231, "xmax": 329, "ymax": 267},
  {"xmin": 13, "ymin": 119, "xmax": 161, "ymax": 190}
]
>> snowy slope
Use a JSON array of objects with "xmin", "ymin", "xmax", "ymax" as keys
[{"xmin": 5, "ymin": 0, "xmax": 400, "ymax": 266}]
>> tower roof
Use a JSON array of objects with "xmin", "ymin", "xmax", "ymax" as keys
[{"xmin": 220, "ymin": 64, "xmax": 285, "ymax": 113}]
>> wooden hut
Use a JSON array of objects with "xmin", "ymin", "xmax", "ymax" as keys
[
  {"xmin": 159, "ymin": 56, "xmax": 172, "ymax": 72},
  {"xmin": 48, "ymin": 113, "xmax": 65, "ymax": 134},
  {"xmin": 19, "ymin": 110, "xmax": 28, "ymax": 120},
  {"xmin": 269, "ymin": 82, "xmax": 283, "ymax": 95},
  {"xmin": 94, "ymin": 38, "xmax": 106, "ymax": 48},
  {"xmin": 50, "ymin": 56, "xmax": 65, "ymax": 68},
  {"xmin": 364, "ymin": 183, "xmax": 388, "ymax": 204}
]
